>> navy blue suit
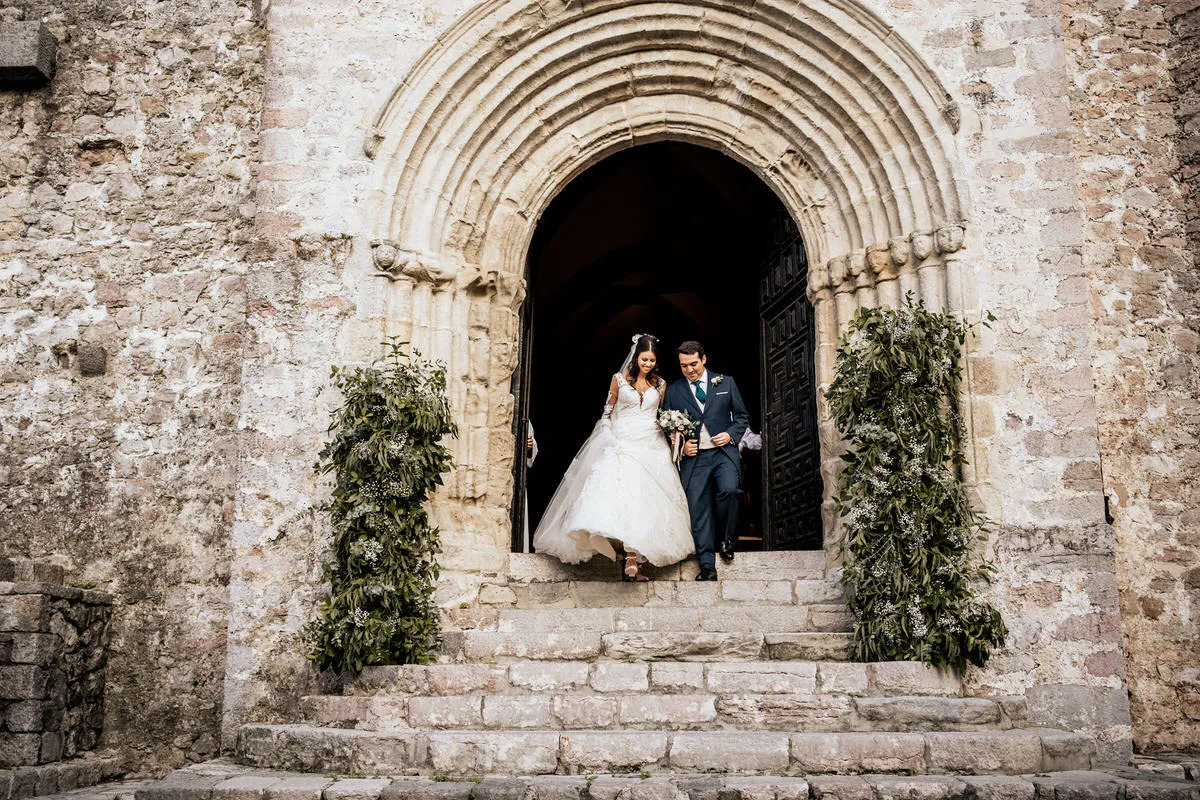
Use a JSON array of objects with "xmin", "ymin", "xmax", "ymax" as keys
[{"xmin": 662, "ymin": 373, "xmax": 750, "ymax": 571}]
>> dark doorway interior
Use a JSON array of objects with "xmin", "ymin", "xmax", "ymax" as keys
[{"xmin": 515, "ymin": 141, "xmax": 820, "ymax": 551}]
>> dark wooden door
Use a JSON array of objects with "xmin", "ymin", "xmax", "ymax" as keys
[
  {"xmin": 759, "ymin": 213, "xmax": 823, "ymax": 550},
  {"xmin": 510, "ymin": 297, "xmax": 535, "ymax": 552}
]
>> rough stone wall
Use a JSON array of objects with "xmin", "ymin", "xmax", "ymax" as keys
[
  {"xmin": 0, "ymin": 562, "xmax": 111, "ymax": 767},
  {"xmin": 1055, "ymin": 0, "xmax": 1200, "ymax": 753},
  {"xmin": 0, "ymin": 0, "xmax": 262, "ymax": 770}
]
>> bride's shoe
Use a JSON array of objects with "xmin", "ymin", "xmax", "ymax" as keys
[{"xmin": 623, "ymin": 553, "xmax": 650, "ymax": 582}]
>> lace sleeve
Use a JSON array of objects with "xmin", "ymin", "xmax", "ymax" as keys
[{"xmin": 602, "ymin": 374, "xmax": 620, "ymax": 420}]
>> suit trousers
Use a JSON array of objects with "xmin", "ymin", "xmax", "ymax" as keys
[{"xmin": 685, "ymin": 447, "xmax": 741, "ymax": 571}]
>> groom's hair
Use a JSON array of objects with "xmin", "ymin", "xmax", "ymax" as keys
[{"xmin": 677, "ymin": 341, "xmax": 705, "ymax": 358}]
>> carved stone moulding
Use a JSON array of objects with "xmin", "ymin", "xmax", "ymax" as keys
[{"xmin": 812, "ymin": 222, "xmax": 967, "ymax": 298}]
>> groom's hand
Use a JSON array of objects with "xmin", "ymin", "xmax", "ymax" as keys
[
  {"xmin": 683, "ymin": 439, "xmax": 699, "ymax": 457},
  {"xmin": 712, "ymin": 432, "xmax": 732, "ymax": 447}
]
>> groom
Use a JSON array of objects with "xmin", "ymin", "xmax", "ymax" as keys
[{"xmin": 663, "ymin": 341, "xmax": 750, "ymax": 580}]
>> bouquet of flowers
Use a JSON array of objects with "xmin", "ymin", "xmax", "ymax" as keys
[{"xmin": 657, "ymin": 409, "xmax": 698, "ymax": 464}]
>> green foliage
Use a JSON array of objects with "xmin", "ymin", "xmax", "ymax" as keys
[
  {"xmin": 826, "ymin": 298, "xmax": 1006, "ymax": 671},
  {"xmin": 302, "ymin": 337, "xmax": 458, "ymax": 674}
]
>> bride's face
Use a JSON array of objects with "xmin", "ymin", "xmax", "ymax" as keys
[{"xmin": 637, "ymin": 350, "xmax": 657, "ymax": 375}]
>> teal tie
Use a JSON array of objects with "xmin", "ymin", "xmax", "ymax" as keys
[{"xmin": 693, "ymin": 380, "xmax": 706, "ymax": 403}]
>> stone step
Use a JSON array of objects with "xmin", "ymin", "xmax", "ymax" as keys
[
  {"xmin": 132, "ymin": 761, "xmax": 1200, "ymax": 800},
  {"xmin": 0, "ymin": 753, "xmax": 125, "ymax": 800},
  {"xmin": 347, "ymin": 659, "xmax": 962, "ymax": 697},
  {"xmin": 234, "ymin": 724, "xmax": 1097, "ymax": 776},
  {"xmin": 476, "ymin": 577, "xmax": 846, "ymax": 608},
  {"xmin": 300, "ymin": 692, "xmax": 1026, "ymax": 732},
  {"xmin": 437, "ymin": 630, "xmax": 856, "ymax": 662},
  {"xmin": 441, "ymin": 604, "xmax": 853, "ymax": 635},
  {"xmin": 505, "ymin": 552, "xmax": 827, "ymax": 583}
]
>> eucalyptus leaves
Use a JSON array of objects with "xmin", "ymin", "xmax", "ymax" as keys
[
  {"xmin": 827, "ymin": 299, "xmax": 1006, "ymax": 671},
  {"xmin": 303, "ymin": 338, "xmax": 458, "ymax": 674}
]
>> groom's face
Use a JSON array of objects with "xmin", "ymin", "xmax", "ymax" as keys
[{"xmin": 679, "ymin": 352, "xmax": 706, "ymax": 382}]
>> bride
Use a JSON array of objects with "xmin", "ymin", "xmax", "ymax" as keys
[{"xmin": 533, "ymin": 334, "xmax": 695, "ymax": 580}]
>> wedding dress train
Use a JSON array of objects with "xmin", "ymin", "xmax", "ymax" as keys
[{"xmin": 532, "ymin": 374, "xmax": 695, "ymax": 566}]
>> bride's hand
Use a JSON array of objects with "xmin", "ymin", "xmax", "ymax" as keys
[{"xmin": 683, "ymin": 439, "xmax": 699, "ymax": 457}]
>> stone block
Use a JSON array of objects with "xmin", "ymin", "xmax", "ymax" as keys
[
  {"xmin": 699, "ymin": 606, "xmax": 810, "ymax": 633},
  {"xmin": 763, "ymin": 634, "xmax": 853, "ymax": 661},
  {"xmin": 586, "ymin": 778, "xmax": 644, "ymax": 800},
  {"xmin": 38, "ymin": 731, "xmax": 61, "ymax": 763},
  {"xmin": 651, "ymin": 662, "xmax": 705, "ymax": 691},
  {"xmin": 817, "ymin": 663, "xmax": 869, "ymax": 695},
  {"xmin": 807, "ymin": 776, "xmax": 873, "ymax": 800},
  {"xmin": 77, "ymin": 344, "xmax": 108, "ymax": 376},
  {"xmin": 617, "ymin": 694, "xmax": 717, "ymax": 727},
  {"xmin": 425, "ymin": 731, "xmax": 559, "ymax": 775},
  {"xmin": 482, "ymin": 695, "xmax": 552, "ymax": 728},
  {"xmin": 960, "ymin": 776, "xmax": 1037, "ymax": 800},
  {"xmin": 616, "ymin": 608, "xmax": 702, "ymax": 632},
  {"xmin": 426, "ymin": 665, "xmax": 507, "ymax": 696},
  {"xmin": 478, "ymin": 584, "xmax": 518, "ymax": 605},
  {"xmin": 1038, "ymin": 732, "xmax": 1097, "ymax": 772},
  {"xmin": 509, "ymin": 661, "xmax": 589, "ymax": 692},
  {"xmin": 720, "ymin": 777, "xmax": 809, "ymax": 800},
  {"xmin": 1027, "ymin": 774, "xmax": 1121, "ymax": 800},
  {"xmin": 472, "ymin": 778, "xmax": 530, "ymax": 800},
  {"xmin": 717, "ymin": 695, "xmax": 853, "ymax": 730},
  {"xmin": 264, "ymin": 777, "xmax": 333, "ymax": 800},
  {"xmin": 706, "ymin": 662, "xmax": 817, "ymax": 694},
  {"xmin": 790, "ymin": 733, "xmax": 926, "ymax": 774},
  {"xmin": 551, "ymin": 695, "xmax": 618, "ymax": 728},
  {"xmin": 672, "ymin": 776, "xmax": 723, "ymax": 800},
  {"xmin": 924, "ymin": 732, "xmax": 1044, "ymax": 774},
  {"xmin": 382, "ymin": 780, "xmax": 473, "ymax": 800},
  {"xmin": 591, "ymin": 662, "xmax": 650, "ymax": 692},
  {"xmin": 463, "ymin": 631, "xmax": 601, "ymax": 660},
  {"xmin": 870, "ymin": 663, "xmax": 961, "ymax": 697},
  {"xmin": 604, "ymin": 632, "xmax": 763, "ymax": 661},
  {"xmin": 210, "ymin": 775, "xmax": 279, "ymax": 800},
  {"xmin": 0, "ymin": 666, "xmax": 48, "ymax": 701},
  {"xmin": 498, "ymin": 608, "xmax": 614, "ymax": 633},
  {"xmin": 4, "ymin": 700, "xmax": 49, "ymax": 732},
  {"xmin": 0, "ymin": 596, "xmax": 49, "ymax": 633},
  {"xmin": 864, "ymin": 776, "xmax": 966, "ymax": 800},
  {"xmin": 670, "ymin": 732, "xmax": 790, "ymax": 772},
  {"xmin": 525, "ymin": 776, "xmax": 586, "ymax": 800},
  {"xmin": 793, "ymin": 581, "xmax": 846, "ymax": 604},
  {"xmin": 407, "ymin": 696, "xmax": 483, "ymax": 729},
  {"xmin": 0, "ymin": 23, "xmax": 56, "ymax": 89},
  {"xmin": 324, "ymin": 779, "xmax": 392, "ymax": 800},
  {"xmin": 0, "ymin": 733, "xmax": 41, "ymax": 767},
  {"xmin": 854, "ymin": 697, "xmax": 1002, "ymax": 727},
  {"xmin": 611, "ymin": 779, "xmax": 688, "ymax": 800},
  {"xmin": 559, "ymin": 732, "xmax": 668, "ymax": 771},
  {"xmin": 138, "ymin": 772, "xmax": 225, "ymax": 800},
  {"xmin": 719, "ymin": 581, "xmax": 793, "ymax": 604},
  {"xmin": 1119, "ymin": 778, "xmax": 1200, "ymax": 800},
  {"xmin": 8, "ymin": 634, "xmax": 56, "ymax": 666}
]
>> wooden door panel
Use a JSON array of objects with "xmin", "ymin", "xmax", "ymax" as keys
[{"xmin": 760, "ymin": 214, "xmax": 823, "ymax": 550}]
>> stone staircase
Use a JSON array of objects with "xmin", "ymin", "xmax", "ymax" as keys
[{"xmin": 231, "ymin": 552, "xmax": 1101, "ymax": 778}]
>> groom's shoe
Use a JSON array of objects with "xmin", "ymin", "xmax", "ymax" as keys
[
  {"xmin": 696, "ymin": 567, "xmax": 718, "ymax": 581},
  {"xmin": 719, "ymin": 538, "xmax": 735, "ymax": 562}
]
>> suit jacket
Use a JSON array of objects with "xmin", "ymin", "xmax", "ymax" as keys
[{"xmin": 663, "ymin": 373, "xmax": 750, "ymax": 489}]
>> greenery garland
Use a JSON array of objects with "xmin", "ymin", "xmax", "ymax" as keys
[
  {"xmin": 826, "ymin": 298, "xmax": 1006, "ymax": 671},
  {"xmin": 303, "ymin": 338, "xmax": 458, "ymax": 674}
]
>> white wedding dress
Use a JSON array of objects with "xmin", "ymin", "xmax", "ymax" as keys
[{"xmin": 533, "ymin": 374, "xmax": 695, "ymax": 566}]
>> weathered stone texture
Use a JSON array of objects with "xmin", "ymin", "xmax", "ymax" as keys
[
  {"xmin": 0, "ymin": 573, "xmax": 111, "ymax": 767},
  {"xmin": 0, "ymin": 0, "xmax": 263, "ymax": 769},
  {"xmin": 1056, "ymin": 0, "xmax": 1200, "ymax": 752}
]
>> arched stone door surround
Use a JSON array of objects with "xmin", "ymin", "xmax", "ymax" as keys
[{"xmin": 362, "ymin": 0, "xmax": 973, "ymax": 557}]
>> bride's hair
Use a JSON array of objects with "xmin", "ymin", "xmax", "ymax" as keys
[{"xmin": 625, "ymin": 334, "xmax": 662, "ymax": 387}]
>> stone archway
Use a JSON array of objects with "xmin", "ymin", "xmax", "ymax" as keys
[{"xmin": 362, "ymin": 0, "xmax": 972, "ymax": 559}]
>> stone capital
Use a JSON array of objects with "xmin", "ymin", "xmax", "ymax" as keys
[
  {"xmin": 807, "ymin": 261, "xmax": 832, "ymax": 298},
  {"xmin": 935, "ymin": 224, "xmax": 966, "ymax": 255},
  {"xmin": 828, "ymin": 257, "xmax": 853, "ymax": 293},
  {"xmin": 866, "ymin": 243, "xmax": 895, "ymax": 281}
]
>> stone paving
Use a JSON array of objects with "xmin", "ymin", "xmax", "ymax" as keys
[{"xmin": 35, "ymin": 760, "xmax": 1200, "ymax": 800}]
